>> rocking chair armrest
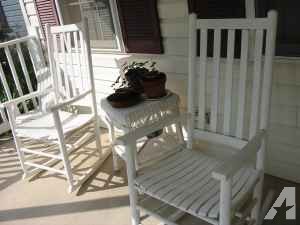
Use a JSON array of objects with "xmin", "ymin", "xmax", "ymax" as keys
[
  {"xmin": 212, "ymin": 129, "xmax": 266, "ymax": 181},
  {"xmin": 2, "ymin": 89, "xmax": 52, "ymax": 107},
  {"xmin": 114, "ymin": 113, "xmax": 190, "ymax": 147},
  {"xmin": 49, "ymin": 89, "xmax": 92, "ymax": 112}
]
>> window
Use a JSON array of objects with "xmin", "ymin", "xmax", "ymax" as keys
[
  {"xmin": 58, "ymin": 0, "xmax": 123, "ymax": 50},
  {"xmin": 36, "ymin": 0, "xmax": 163, "ymax": 53},
  {"xmin": 188, "ymin": 0, "xmax": 300, "ymax": 57},
  {"xmin": 188, "ymin": 0, "xmax": 245, "ymax": 58},
  {"xmin": 256, "ymin": 0, "xmax": 300, "ymax": 57}
]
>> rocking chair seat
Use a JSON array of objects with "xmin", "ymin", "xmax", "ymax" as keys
[
  {"xmin": 15, "ymin": 110, "xmax": 93, "ymax": 140},
  {"xmin": 135, "ymin": 148, "xmax": 259, "ymax": 219}
]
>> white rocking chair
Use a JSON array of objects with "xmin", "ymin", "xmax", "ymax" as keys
[
  {"xmin": 3, "ymin": 19, "xmax": 109, "ymax": 193},
  {"xmin": 116, "ymin": 11, "xmax": 277, "ymax": 225}
]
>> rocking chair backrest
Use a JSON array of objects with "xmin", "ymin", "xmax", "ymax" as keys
[
  {"xmin": 0, "ymin": 27, "xmax": 49, "ymax": 114},
  {"xmin": 45, "ymin": 19, "xmax": 95, "ymax": 104},
  {"xmin": 187, "ymin": 11, "xmax": 277, "ymax": 146}
]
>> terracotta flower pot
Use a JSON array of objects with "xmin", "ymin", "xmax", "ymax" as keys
[
  {"xmin": 142, "ymin": 72, "xmax": 167, "ymax": 98},
  {"xmin": 107, "ymin": 88, "xmax": 142, "ymax": 108}
]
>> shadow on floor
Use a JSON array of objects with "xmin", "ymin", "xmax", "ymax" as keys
[
  {"xmin": 0, "ymin": 195, "xmax": 129, "ymax": 222},
  {"xmin": 0, "ymin": 140, "xmax": 23, "ymax": 191}
]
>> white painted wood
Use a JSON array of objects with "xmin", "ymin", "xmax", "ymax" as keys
[
  {"xmin": 210, "ymin": 29, "xmax": 221, "ymax": 132},
  {"xmin": 187, "ymin": 13, "xmax": 197, "ymax": 148},
  {"xmin": 198, "ymin": 28, "xmax": 207, "ymax": 129},
  {"xmin": 25, "ymin": 161, "xmax": 66, "ymax": 174},
  {"xmin": 249, "ymin": 29, "xmax": 264, "ymax": 139},
  {"xmin": 236, "ymin": 29, "xmax": 249, "ymax": 138},
  {"xmin": 219, "ymin": 178, "xmax": 232, "ymax": 225},
  {"xmin": 196, "ymin": 18, "xmax": 271, "ymax": 30},
  {"xmin": 194, "ymin": 129, "xmax": 247, "ymax": 149},
  {"xmin": 82, "ymin": 18, "xmax": 102, "ymax": 156},
  {"xmin": 223, "ymin": 29, "xmax": 235, "ymax": 135},
  {"xmin": 52, "ymin": 33, "xmax": 63, "ymax": 97},
  {"xmin": 0, "ymin": 63, "xmax": 13, "ymax": 100},
  {"xmin": 60, "ymin": 32, "xmax": 71, "ymax": 98},
  {"xmin": 16, "ymin": 43, "xmax": 38, "ymax": 107},
  {"xmin": 4, "ymin": 46, "xmax": 28, "ymax": 112},
  {"xmin": 52, "ymin": 110, "xmax": 74, "ymax": 192},
  {"xmin": 212, "ymin": 129, "xmax": 265, "ymax": 180}
]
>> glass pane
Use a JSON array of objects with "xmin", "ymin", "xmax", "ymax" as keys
[{"xmin": 60, "ymin": 0, "xmax": 118, "ymax": 49}]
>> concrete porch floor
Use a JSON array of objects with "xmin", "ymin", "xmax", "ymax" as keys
[{"xmin": 0, "ymin": 130, "xmax": 299, "ymax": 225}]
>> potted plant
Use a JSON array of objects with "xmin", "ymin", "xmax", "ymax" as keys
[
  {"xmin": 108, "ymin": 61, "xmax": 150, "ymax": 108},
  {"xmin": 112, "ymin": 61, "xmax": 150, "ymax": 93},
  {"xmin": 112, "ymin": 61, "xmax": 167, "ymax": 99},
  {"xmin": 141, "ymin": 65, "xmax": 167, "ymax": 99}
]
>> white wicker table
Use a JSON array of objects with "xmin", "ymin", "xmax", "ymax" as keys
[{"xmin": 100, "ymin": 92, "xmax": 180, "ymax": 170}]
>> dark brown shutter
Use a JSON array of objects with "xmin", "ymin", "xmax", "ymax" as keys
[
  {"xmin": 35, "ymin": 0, "xmax": 60, "ymax": 35},
  {"xmin": 188, "ymin": 0, "xmax": 245, "ymax": 58},
  {"xmin": 116, "ymin": 0, "xmax": 163, "ymax": 54}
]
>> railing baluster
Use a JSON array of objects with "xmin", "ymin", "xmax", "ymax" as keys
[{"xmin": 4, "ymin": 46, "xmax": 28, "ymax": 112}]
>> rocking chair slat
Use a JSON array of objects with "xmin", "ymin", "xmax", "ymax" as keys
[
  {"xmin": 167, "ymin": 161, "xmax": 219, "ymax": 204},
  {"xmin": 154, "ymin": 156, "xmax": 213, "ymax": 198},
  {"xmin": 52, "ymin": 33, "xmax": 63, "ymax": 96},
  {"xmin": 210, "ymin": 29, "xmax": 221, "ymax": 132},
  {"xmin": 249, "ymin": 29, "xmax": 264, "ymax": 138},
  {"xmin": 4, "ymin": 46, "xmax": 28, "ymax": 112},
  {"xmin": 16, "ymin": 43, "xmax": 38, "ymax": 108},
  {"xmin": 60, "ymin": 33, "xmax": 71, "ymax": 98},
  {"xmin": 198, "ymin": 29, "xmax": 208, "ymax": 129},
  {"xmin": 143, "ymin": 154, "xmax": 208, "ymax": 193},
  {"xmin": 236, "ymin": 29, "xmax": 249, "ymax": 139},
  {"xmin": 187, "ymin": 166, "xmax": 246, "ymax": 214},
  {"xmin": 223, "ymin": 29, "xmax": 235, "ymax": 135},
  {"xmin": 73, "ymin": 31, "xmax": 84, "ymax": 91},
  {"xmin": 0, "ymin": 63, "xmax": 13, "ymax": 100}
]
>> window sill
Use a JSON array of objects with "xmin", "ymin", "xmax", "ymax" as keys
[{"xmin": 274, "ymin": 56, "xmax": 300, "ymax": 64}]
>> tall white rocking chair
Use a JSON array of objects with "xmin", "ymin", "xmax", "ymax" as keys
[
  {"xmin": 116, "ymin": 11, "xmax": 277, "ymax": 225},
  {"xmin": 3, "ymin": 19, "xmax": 109, "ymax": 193}
]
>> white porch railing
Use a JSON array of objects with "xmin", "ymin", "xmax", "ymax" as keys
[{"xmin": 0, "ymin": 28, "xmax": 46, "ymax": 135}]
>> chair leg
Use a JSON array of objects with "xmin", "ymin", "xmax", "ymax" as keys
[
  {"xmin": 176, "ymin": 122, "xmax": 184, "ymax": 144},
  {"xmin": 14, "ymin": 135, "xmax": 28, "ymax": 179},
  {"xmin": 6, "ymin": 106, "xmax": 28, "ymax": 178},
  {"xmin": 219, "ymin": 178, "xmax": 232, "ymax": 225},
  {"xmin": 251, "ymin": 173, "xmax": 264, "ymax": 225},
  {"xmin": 53, "ymin": 111, "xmax": 74, "ymax": 193},
  {"xmin": 126, "ymin": 152, "xmax": 140, "ymax": 225},
  {"xmin": 60, "ymin": 143, "xmax": 75, "ymax": 193}
]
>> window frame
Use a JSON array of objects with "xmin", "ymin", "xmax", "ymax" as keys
[{"xmin": 55, "ymin": 0, "xmax": 125, "ymax": 53}]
